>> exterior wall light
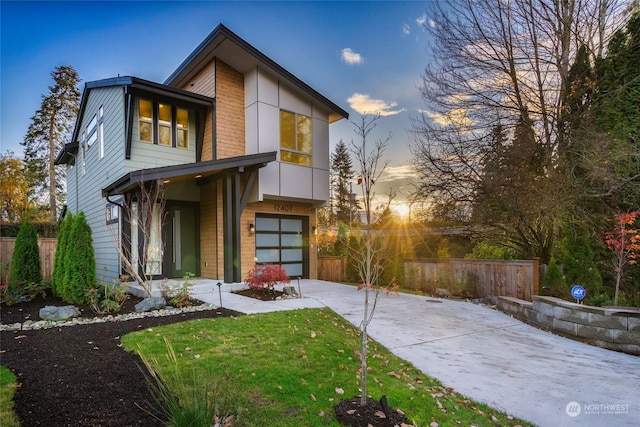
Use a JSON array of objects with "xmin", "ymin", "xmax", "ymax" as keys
[{"xmin": 248, "ymin": 222, "xmax": 255, "ymax": 235}]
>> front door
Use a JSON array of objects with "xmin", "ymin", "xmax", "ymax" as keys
[{"xmin": 163, "ymin": 204, "xmax": 199, "ymax": 278}]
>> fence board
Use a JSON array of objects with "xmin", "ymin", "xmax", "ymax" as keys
[
  {"xmin": 404, "ymin": 258, "xmax": 539, "ymax": 301},
  {"xmin": 0, "ymin": 238, "xmax": 57, "ymax": 283},
  {"xmin": 317, "ymin": 256, "xmax": 345, "ymax": 283}
]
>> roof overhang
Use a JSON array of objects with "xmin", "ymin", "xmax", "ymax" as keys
[
  {"xmin": 101, "ymin": 151, "xmax": 276, "ymax": 197},
  {"xmin": 164, "ymin": 24, "xmax": 348, "ymax": 123}
]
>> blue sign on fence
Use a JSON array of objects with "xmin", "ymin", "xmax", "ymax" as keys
[{"xmin": 571, "ymin": 285, "xmax": 586, "ymax": 301}]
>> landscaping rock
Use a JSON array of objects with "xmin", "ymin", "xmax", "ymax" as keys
[
  {"xmin": 283, "ymin": 286, "xmax": 298, "ymax": 296},
  {"xmin": 39, "ymin": 305, "xmax": 80, "ymax": 321},
  {"xmin": 135, "ymin": 297, "xmax": 166, "ymax": 313},
  {"xmin": 436, "ymin": 288, "xmax": 452, "ymax": 298}
]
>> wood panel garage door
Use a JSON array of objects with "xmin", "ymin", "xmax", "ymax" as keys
[{"xmin": 255, "ymin": 214, "xmax": 309, "ymax": 278}]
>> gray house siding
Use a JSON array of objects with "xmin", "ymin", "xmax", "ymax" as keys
[{"xmin": 67, "ymin": 86, "xmax": 126, "ymax": 284}]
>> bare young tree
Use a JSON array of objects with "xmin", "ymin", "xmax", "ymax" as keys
[
  {"xmin": 348, "ymin": 114, "xmax": 396, "ymax": 406},
  {"xmin": 108, "ymin": 180, "xmax": 167, "ymax": 297}
]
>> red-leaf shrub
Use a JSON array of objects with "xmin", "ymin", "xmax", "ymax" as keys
[{"xmin": 244, "ymin": 264, "xmax": 290, "ymax": 291}]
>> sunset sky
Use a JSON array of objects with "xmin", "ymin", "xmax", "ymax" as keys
[{"xmin": 1, "ymin": 1, "xmax": 438, "ymax": 213}]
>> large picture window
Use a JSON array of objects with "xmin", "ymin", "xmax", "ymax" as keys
[
  {"xmin": 138, "ymin": 98, "xmax": 189, "ymax": 149},
  {"xmin": 280, "ymin": 110, "xmax": 312, "ymax": 166}
]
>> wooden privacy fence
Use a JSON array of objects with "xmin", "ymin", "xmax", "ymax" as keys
[
  {"xmin": 404, "ymin": 258, "xmax": 539, "ymax": 301},
  {"xmin": 0, "ymin": 238, "xmax": 57, "ymax": 283},
  {"xmin": 317, "ymin": 256, "xmax": 346, "ymax": 283}
]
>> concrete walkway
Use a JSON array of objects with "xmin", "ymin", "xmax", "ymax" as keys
[{"xmin": 177, "ymin": 279, "xmax": 639, "ymax": 426}]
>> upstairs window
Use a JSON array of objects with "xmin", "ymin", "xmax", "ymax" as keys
[
  {"xmin": 176, "ymin": 108, "xmax": 189, "ymax": 148},
  {"xmin": 139, "ymin": 99, "xmax": 153, "ymax": 142},
  {"xmin": 280, "ymin": 110, "xmax": 312, "ymax": 166},
  {"xmin": 158, "ymin": 103, "xmax": 172, "ymax": 146},
  {"xmin": 139, "ymin": 99, "xmax": 189, "ymax": 149}
]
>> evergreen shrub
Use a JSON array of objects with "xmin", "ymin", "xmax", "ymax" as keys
[
  {"xmin": 61, "ymin": 212, "xmax": 96, "ymax": 304},
  {"xmin": 9, "ymin": 222, "xmax": 41, "ymax": 297},
  {"xmin": 52, "ymin": 213, "xmax": 73, "ymax": 297}
]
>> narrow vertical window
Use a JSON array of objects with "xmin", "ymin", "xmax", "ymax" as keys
[
  {"xmin": 158, "ymin": 103, "xmax": 172, "ymax": 146},
  {"xmin": 139, "ymin": 99, "xmax": 153, "ymax": 142},
  {"xmin": 176, "ymin": 108, "xmax": 189, "ymax": 148},
  {"xmin": 98, "ymin": 106, "xmax": 104, "ymax": 159}
]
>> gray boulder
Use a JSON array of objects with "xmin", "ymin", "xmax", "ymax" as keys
[
  {"xmin": 435, "ymin": 288, "xmax": 453, "ymax": 298},
  {"xmin": 283, "ymin": 286, "xmax": 298, "ymax": 296},
  {"xmin": 135, "ymin": 297, "xmax": 166, "ymax": 313},
  {"xmin": 39, "ymin": 305, "xmax": 80, "ymax": 321}
]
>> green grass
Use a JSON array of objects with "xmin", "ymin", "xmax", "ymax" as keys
[
  {"xmin": 0, "ymin": 366, "xmax": 20, "ymax": 427},
  {"xmin": 122, "ymin": 308, "xmax": 533, "ymax": 427}
]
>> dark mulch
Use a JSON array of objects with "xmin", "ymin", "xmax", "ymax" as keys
[
  {"xmin": 233, "ymin": 288, "xmax": 284, "ymax": 301},
  {"xmin": 1, "ymin": 295, "xmax": 242, "ymax": 427},
  {"xmin": 334, "ymin": 396, "xmax": 412, "ymax": 427}
]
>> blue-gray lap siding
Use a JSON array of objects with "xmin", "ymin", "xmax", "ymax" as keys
[{"xmin": 67, "ymin": 86, "xmax": 200, "ymax": 284}]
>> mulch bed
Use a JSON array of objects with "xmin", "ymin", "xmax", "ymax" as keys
[
  {"xmin": 334, "ymin": 396, "xmax": 412, "ymax": 427},
  {"xmin": 1, "ymin": 295, "xmax": 242, "ymax": 426},
  {"xmin": 233, "ymin": 288, "xmax": 284, "ymax": 301}
]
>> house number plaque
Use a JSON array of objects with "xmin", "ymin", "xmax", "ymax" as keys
[{"xmin": 274, "ymin": 203, "xmax": 293, "ymax": 212}]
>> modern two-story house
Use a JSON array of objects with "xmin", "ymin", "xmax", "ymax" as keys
[{"xmin": 56, "ymin": 24, "xmax": 348, "ymax": 284}]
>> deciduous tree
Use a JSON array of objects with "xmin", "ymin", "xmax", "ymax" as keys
[
  {"xmin": 604, "ymin": 211, "xmax": 640, "ymax": 306},
  {"xmin": 410, "ymin": 0, "xmax": 630, "ymax": 259},
  {"xmin": 0, "ymin": 151, "xmax": 29, "ymax": 222},
  {"xmin": 348, "ymin": 114, "xmax": 397, "ymax": 406}
]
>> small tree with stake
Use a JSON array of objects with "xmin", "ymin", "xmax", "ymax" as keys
[{"xmin": 348, "ymin": 114, "xmax": 398, "ymax": 407}]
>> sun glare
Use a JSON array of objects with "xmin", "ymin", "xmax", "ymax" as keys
[{"xmin": 394, "ymin": 203, "xmax": 410, "ymax": 218}]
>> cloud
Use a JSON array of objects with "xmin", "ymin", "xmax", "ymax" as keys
[
  {"xmin": 402, "ymin": 24, "xmax": 411, "ymax": 35},
  {"xmin": 424, "ymin": 108, "xmax": 474, "ymax": 128},
  {"xmin": 416, "ymin": 13, "xmax": 427, "ymax": 26},
  {"xmin": 378, "ymin": 165, "xmax": 418, "ymax": 183},
  {"xmin": 341, "ymin": 48, "xmax": 364, "ymax": 65},
  {"xmin": 347, "ymin": 93, "xmax": 405, "ymax": 116},
  {"xmin": 429, "ymin": 19, "xmax": 436, "ymax": 28}
]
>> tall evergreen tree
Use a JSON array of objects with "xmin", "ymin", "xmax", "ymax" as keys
[
  {"xmin": 22, "ymin": 66, "xmax": 81, "ymax": 221},
  {"xmin": 593, "ymin": 11, "xmax": 640, "ymax": 212},
  {"xmin": 330, "ymin": 139, "xmax": 359, "ymax": 225}
]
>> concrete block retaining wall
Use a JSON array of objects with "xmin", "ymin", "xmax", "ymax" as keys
[{"xmin": 497, "ymin": 295, "xmax": 640, "ymax": 356}]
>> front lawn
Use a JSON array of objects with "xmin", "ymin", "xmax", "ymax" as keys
[
  {"xmin": 122, "ymin": 308, "xmax": 532, "ymax": 426},
  {"xmin": 0, "ymin": 366, "xmax": 20, "ymax": 427}
]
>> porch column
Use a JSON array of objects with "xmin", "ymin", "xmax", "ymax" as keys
[{"xmin": 222, "ymin": 172, "xmax": 242, "ymax": 283}]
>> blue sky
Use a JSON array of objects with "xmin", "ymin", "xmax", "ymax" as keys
[{"xmin": 1, "ymin": 1, "xmax": 435, "ymax": 210}]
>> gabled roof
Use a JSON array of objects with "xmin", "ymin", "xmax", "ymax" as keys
[
  {"xmin": 164, "ymin": 24, "xmax": 348, "ymax": 123},
  {"xmin": 102, "ymin": 151, "xmax": 276, "ymax": 196},
  {"xmin": 55, "ymin": 76, "xmax": 215, "ymax": 165}
]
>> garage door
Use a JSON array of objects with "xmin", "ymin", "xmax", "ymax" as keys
[{"xmin": 255, "ymin": 214, "xmax": 308, "ymax": 278}]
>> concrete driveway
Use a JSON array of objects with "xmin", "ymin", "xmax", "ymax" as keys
[{"xmin": 192, "ymin": 279, "xmax": 640, "ymax": 427}]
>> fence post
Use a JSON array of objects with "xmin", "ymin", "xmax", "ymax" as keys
[{"xmin": 532, "ymin": 258, "xmax": 540, "ymax": 296}]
